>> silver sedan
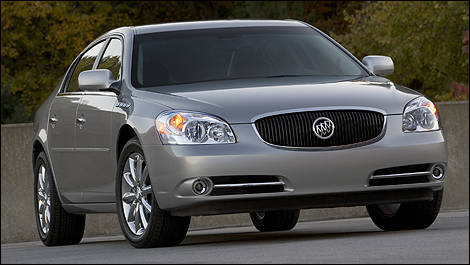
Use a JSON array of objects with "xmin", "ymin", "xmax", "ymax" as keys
[{"xmin": 32, "ymin": 20, "xmax": 447, "ymax": 248}]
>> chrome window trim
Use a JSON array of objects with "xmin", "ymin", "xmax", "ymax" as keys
[
  {"xmin": 56, "ymin": 92, "xmax": 84, "ymax": 97},
  {"xmin": 80, "ymin": 91, "xmax": 118, "ymax": 97}
]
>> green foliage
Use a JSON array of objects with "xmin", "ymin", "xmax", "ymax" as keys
[
  {"xmin": 2, "ymin": 1, "xmax": 466, "ymax": 124},
  {"xmin": 0, "ymin": 1, "xmax": 237, "ymax": 123},
  {"xmin": 301, "ymin": 1, "xmax": 365, "ymax": 35},
  {"xmin": 1, "ymin": 82, "xmax": 30, "ymax": 124},
  {"xmin": 231, "ymin": 1, "xmax": 302, "ymax": 19},
  {"xmin": 1, "ymin": 1, "xmax": 133, "ymax": 119},
  {"xmin": 332, "ymin": 1, "xmax": 469, "ymax": 101},
  {"xmin": 2, "ymin": 1, "xmax": 361, "ymax": 123}
]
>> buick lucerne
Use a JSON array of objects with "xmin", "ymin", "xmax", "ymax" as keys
[{"xmin": 32, "ymin": 20, "xmax": 447, "ymax": 248}]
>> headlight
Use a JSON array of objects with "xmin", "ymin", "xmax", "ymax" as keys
[
  {"xmin": 156, "ymin": 111, "xmax": 236, "ymax": 144},
  {"xmin": 402, "ymin": 97, "xmax": 439, "ymax": 132}
]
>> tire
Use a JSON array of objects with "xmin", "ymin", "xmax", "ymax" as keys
[
  {"xmin": 367, "ymin": 189, "xmax": 443, "ymax": 231},
  {"xmin": 34, "ymin": 151, "xmax": 86, "ymax": 246},
  {"xmin": 250, "ymin": 209, "xmax": 300, "ymax": 232},
  {"xmin": 116, "ymin": 137, "xmax": 190, "ymax": 248}
]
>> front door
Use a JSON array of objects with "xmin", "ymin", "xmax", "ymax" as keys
[
  {"xmin": 75, "ymin": 92, "xmax": 117, "ymax": 202},
  {"xmin": 74, "ymin": 37, "xmax": 124, "ymax": 202}
]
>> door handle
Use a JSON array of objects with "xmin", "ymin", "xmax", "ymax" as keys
[
  {"xmin": 76, "ymin": 117, "xmax": 86, "ymax": 124},
  {"xmin": 50, "ymin": 117, "xmax": 58, "ymax": 124}
]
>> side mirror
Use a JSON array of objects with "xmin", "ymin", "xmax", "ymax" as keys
[
  {"xmin": 362, "ymin": 55, "xmax": 394, "ymax": 76},
  {"xmin": 78, "ymin": 69, "xmax": 120, "ymax": 94}
]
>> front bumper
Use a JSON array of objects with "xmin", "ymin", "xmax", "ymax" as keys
[{"xmin": 142, "ymin": 115, "xmax": 447, "ymax": 216}]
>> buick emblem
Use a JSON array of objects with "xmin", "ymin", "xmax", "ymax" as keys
[{"xmin": 312, "ymin": 117, "xmax": 335, "ymax": 139}]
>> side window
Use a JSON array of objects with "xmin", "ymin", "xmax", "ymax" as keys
[
  {"xmin": 98, "ymin": 38, "xmax": 123, "ymax": 80},
  {"xmin": 66, "ymin": 41, "xmax": 105, "ymax": 92}
]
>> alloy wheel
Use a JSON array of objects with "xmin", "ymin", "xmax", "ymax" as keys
[
  {"xmin": 37, "ymin": 164, "xmax": 51, "ymax": 235},
  {"xmin": 121, "ymin": 153, "xmax": 152, "ymax": 236}
]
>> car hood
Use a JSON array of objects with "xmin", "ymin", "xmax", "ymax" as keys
[{"xmin": 133, "ymin": 76, "xmax": 421, "ymax": 124}]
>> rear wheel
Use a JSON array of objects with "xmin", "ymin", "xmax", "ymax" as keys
[
  {"xmin": 116, "ymin": 137, "xmax": 190, "ymax": 248},
  {"xmin": 250, "ymin": 209, "xmax": 300, "ymax": 232},
  {"xmin": 367, "ymin": 189, "xmax": 443, "ymax": 231},
  {"xmin": 34, "ymin": 151, "xmax": 86, "ymax": 246}
]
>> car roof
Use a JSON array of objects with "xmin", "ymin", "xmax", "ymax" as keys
[{"xmin": 121, "ymin": 19, "xmax": 308, "ymax": 35}]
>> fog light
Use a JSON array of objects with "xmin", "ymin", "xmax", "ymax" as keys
[
  {"xmin": 431, "ymin": 164, "xmax": 445, "ymax": 180},
  {"xmin": 192, "ymin": 178, "xmax": 212, "ymax": 195}
]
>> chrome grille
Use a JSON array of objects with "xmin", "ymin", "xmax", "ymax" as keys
[{"xmin": 254, "ymin": 110, "xmax": 384, "ymax": 148}]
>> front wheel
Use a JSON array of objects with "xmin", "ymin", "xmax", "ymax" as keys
[
  {"xmin": 250, "ymin": 209, "xmax": 300, "ymax": 232},
  {"xmin": 116, "ymin": 137, "xmax": 190, "ymax": 248},
  {"xmin": 367, "ymin": 189, "xmax": 443, "ymax": 231}
]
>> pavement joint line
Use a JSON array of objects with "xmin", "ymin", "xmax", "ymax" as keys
[{"xmin": 2, "ymin": 209, "xmax": 468, "ymax": 247}]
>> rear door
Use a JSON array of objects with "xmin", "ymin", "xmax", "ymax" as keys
[
  {"xmin": 48, "ymin": 40, "xmax": 106, "ymax": 203},
  {"xmin": 75, "ymin": 37, "xmax": 123, "ymax": 202},
  {"xmin": 48, "ymin": 93, "xmax": 82, "ymax": 202}
]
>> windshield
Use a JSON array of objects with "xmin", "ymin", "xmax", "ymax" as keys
[{"xmin": 131, "ymin": 26, "xmax": 368, "ymax": 88}]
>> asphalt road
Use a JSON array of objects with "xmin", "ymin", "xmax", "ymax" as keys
[{"xmin": 1, "ymin": 211, "xmax": 468, "ymax": 264}]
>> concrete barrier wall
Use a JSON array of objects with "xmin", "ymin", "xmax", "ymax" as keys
[{"xmin": 1, "ymin": 101, "xmax": 468, "ymax": 243}]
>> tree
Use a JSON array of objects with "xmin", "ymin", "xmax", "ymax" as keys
[
  {"xmin": 450, "ymin": 29, "xmax": 469, "ymax": 100},
  {"xmin": 301, "ymin": 1, "xmax": 365, "ymax": 35},
  {"xmin": 332, "ymin": 1, "xmax": 469, "ymax": 101},
  {"xmin": 6, "ymin": 1, "xmax": 462, "ymax": 123},
  {"xmin": 0, "ymin": 1, "xmax": 235, "ymax": 121},
  {"xmin": 231, "ymin": 1, "xmax": 303, "ymax": 19},
  {"xmin": 1, "ymin": 1, "xmax": 133, "ymax": 116},
  {"xmin": 1, "ymin": 83, "xmax": 30, "ymax": 124},
  {"xmin": 3, "ymin": 1, "xmax": 358, "ymax": 123}
]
